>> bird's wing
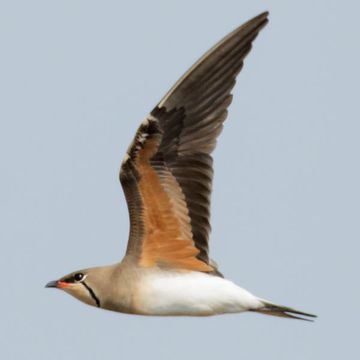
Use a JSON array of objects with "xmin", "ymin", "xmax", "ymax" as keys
[{"xmin": 120, "ymin": 12, "xmax": 269, "ymax": 273}]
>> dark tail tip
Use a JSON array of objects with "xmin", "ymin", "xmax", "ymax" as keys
[{"xmin": 253, "ymin": 300, "xmax": 317, "ymax": 322}]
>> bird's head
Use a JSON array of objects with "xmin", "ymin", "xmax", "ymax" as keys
[{"xmin": 45, "ymin": 268, "xmax": 103, "ymax": 308}]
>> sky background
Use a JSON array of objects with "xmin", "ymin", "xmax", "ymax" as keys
[{"xmin": 1, "ymin": 1, "xmax": 359, "ymax": 359}]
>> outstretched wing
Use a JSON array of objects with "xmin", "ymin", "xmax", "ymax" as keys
[{"xmin": 120, "ymin": 12, "xmax": 269, "ymax": 273}]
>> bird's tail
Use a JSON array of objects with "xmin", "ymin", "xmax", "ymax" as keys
[{"xmin": 253, "ymin": 300, "xmax": 317, "ymax": 321}]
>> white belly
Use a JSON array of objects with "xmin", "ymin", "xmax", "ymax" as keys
[{"xmin": 135, "ymin": 271, "xmax": 262, "ymax": 316}]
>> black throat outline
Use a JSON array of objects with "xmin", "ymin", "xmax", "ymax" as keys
[{"xmin": 82, "ymin": 281, "xmax": 101, "ymax": 308}]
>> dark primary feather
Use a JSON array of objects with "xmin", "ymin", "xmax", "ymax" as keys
[{"xmin": 120, "ymin": 12, "xmax": 269, "ymax": 269}]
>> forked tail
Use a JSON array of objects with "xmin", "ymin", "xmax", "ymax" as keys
[{"xmin": 253, "ymin": 300, "xmax": 317, "ymax": 321}]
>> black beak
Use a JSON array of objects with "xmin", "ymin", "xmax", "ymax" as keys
[{"xmin": 45, "ymin": 280, "xmax": 58, "ymax": 288}]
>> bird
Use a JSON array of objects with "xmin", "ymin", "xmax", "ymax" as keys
[{"xmin": 46, "ymin": 11, "xmax": 316, "ymax": 321}]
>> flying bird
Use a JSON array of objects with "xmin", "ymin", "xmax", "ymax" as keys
[{"xmin": 46, "ymin": 12, "xmax": 316, "ymax": 321}]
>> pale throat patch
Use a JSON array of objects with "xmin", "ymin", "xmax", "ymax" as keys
[{"xmin": 62, "ymin": 284, "xmax": 98, "ymax": 307}]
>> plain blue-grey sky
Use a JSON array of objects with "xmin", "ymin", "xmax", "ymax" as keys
[{"xmin": 1, "ymin": 0, "xmax": 359, "ymax": 359}]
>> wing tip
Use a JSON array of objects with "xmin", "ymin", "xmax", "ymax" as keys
[
  {"xmin": 252, "ymin": 11, "xmax": 270, "ymax": 21},
  {"xmin": 248, "ymin": 10, "xmax": 269, "ymax": 28},
  {"xmin": 242, "ymin": 11, "xmax": 270, "ymax": 32},
  {"xmin": 158, "ymin": 11, "xmax": 269, "ymax": 109}
]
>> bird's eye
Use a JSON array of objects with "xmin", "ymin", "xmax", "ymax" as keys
[{"xmin": 74, "ymin": 273, "xmax": 84, "ymax": 282}]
